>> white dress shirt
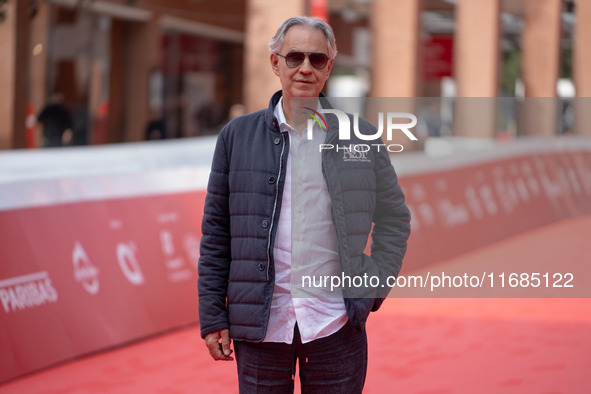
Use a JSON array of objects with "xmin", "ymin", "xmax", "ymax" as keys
[{"xmin": 263, "ymin": 98, "xmax": 348, "ymax": 344}]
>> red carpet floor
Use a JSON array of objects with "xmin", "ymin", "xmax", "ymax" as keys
[{"xmin": 2, "ymin": 215, "xmax": 590, "ymax": 393}]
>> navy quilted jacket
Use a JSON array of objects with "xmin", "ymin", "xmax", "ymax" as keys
[{"xmin": 198, "ymin": 91, "xmax": 411, "ymax": 341}]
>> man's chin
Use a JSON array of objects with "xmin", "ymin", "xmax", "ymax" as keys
[{"xmin": 290, "ymin": 87, "xmax": 321, "ymax": 97}]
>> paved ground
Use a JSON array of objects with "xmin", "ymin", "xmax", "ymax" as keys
[{"xmin": 2, "ymin": 215, "xmax": 590, "ymax": 393}]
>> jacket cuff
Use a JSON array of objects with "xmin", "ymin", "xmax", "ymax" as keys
[{"xmin": 200, "ymin": 322, "xmax": 230, "ymax": 339}]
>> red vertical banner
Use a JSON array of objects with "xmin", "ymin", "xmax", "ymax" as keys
[
  {"xmin": 25, "ymin": 102, "xmax": 37, "ymax": 148},
  {"xmin": 422, "ymin": 35, "xmax": 454, "ymax": 81},
  {"xmin": 310, "ymin": 0, "xmax": 328, "ymax": 21}
]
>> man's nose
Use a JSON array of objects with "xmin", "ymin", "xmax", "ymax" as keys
[{"xmin": 298, "ymin": 57, "xmax": 314, "ymax": 73}]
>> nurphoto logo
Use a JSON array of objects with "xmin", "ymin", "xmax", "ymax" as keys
[
  {"xmin": 303, "ymin": 106, "xmax": 327, "ymax": 132},
  {"xmin": 304, "ymin": 108, "xmax": 418, "ymax": 153}
]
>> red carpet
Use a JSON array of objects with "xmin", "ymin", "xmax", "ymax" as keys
[{"xmin": 2, "ymin": 215, "xmax": 590, "ymax": 393}]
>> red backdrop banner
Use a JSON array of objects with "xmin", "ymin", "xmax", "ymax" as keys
[
  {"xmin": 401, "ymin": 150, "xmax": 591, "ymax": 271},
  {"xmin": 0, "ymin": 192, "xmax": 205, "ymax": 383}
]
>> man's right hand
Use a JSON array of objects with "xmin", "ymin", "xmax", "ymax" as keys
[{"xmin": 204, "ymin": 329, "xmax": 234, "ymax": 361}]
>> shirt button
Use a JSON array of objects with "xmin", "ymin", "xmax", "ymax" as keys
[
  {"xmin": 261, "ymin": 220, "xmax": 269, "ymax": 228},
  {"xmin": 258, "ymin": 263, "xmax": 266, "ymax": 271},
  {"xmin": 268, "ymin": 176, "xmax": 276, "ymax": 184},
  {"xmin": 274, "ymin": 137, "xmax": 281, "ymax": 145}
]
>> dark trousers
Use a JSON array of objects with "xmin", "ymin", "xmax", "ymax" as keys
[{"xmin": 234, "ymin": 321, "xmax": 367, "ymax": 394}]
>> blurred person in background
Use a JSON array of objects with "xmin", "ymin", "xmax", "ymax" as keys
[
  {"xmin": 229, "ymin": 103, "xmax": 246, "ymax": 120},
  {"xmin": 198, "ymin": 16, "xmax": 410, "ymax": 393},
  {"xmin": 37, "ymin": 90, "xmax": 72, "ymax": 147},
  {"xmin": 145, "ymin": 105, "xmax": 167, "ymax": 140},
  {"xmin": 71, "ymin": 93, "xmax": 90, "ymax": 145}
]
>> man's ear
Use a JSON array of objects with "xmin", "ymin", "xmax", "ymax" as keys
[{"xmin": 270, "ymin": 53, "xmax": 280, "ymax": 76}]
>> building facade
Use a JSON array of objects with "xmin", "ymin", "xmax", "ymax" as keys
[{"xmin": 0, "ymin": 0, "xmax": 588, "ymax": 150}]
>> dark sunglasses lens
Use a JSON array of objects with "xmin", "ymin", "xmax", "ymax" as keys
[
  {"xmin": 285, "ymin": 52, "xmax": 305, "ymax": 67},
  {"xmin": 309, "ymin": 53, "xmax": 329, "ymax": 69}
]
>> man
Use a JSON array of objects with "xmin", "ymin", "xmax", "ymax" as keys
[
  {"xmin": 198, "ymin": 16, "xmax": 411, "ymax": 393},
  {"xmin": 37, "ymin": 90, "xmax": 72, "ymax": 147}
]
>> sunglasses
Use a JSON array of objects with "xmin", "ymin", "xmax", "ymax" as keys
[{"xmin": 275, "ymin": 51, "xmax": 330, "ymax": 69}]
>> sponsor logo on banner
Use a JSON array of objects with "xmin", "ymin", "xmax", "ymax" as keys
[
  {"xmin": 160, "ymin": 230, "xmax": 175, "ymax": 256},
  {"xmin": 0, "ymin": 271, "xmax": 58, "ymax": 313},
  {"xmin": 183, "ymin": 233, "xmax": 200, "ymax": 270},
  {"xmin": 117, "ymin": 241, "xmax": 144, "ymax": 285},
  {"xmin": 160, "ymin": 230, "xmax": 193, "ymax": 282},
  {"xmin": 72, "ymin": 242, "xmax": 100, "ymax": 295}
]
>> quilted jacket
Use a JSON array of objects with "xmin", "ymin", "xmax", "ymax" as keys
[{"xmin": 198, "ymin": 90, "xmax": 411, "ymax": 341}]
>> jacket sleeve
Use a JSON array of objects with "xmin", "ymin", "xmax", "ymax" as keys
[
  {"xmin": 198, "ymin": 129, "xmax": 232, "ymax": 338},
  {"xmin": 370, "ymin": 142, "xmax": 411, "ymax": 307}
]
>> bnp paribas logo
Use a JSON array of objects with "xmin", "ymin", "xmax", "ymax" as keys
[{"xmin": 303, "ymin": 108, "xmax": 418, "ymax": 153}]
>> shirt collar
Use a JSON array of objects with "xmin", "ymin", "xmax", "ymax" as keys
[{"xmin": 273, "ymin": 97, "xmax": 289, "ymax": 131}]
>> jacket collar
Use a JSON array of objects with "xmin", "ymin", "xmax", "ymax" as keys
[{"xmin": 266, "ymin": 91, "xmax": 284, "ymax": 132}]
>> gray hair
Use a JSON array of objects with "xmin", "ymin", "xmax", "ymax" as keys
[{"xmin": 268, "ymin": 16, "xmax": 337, "ymax": 59}]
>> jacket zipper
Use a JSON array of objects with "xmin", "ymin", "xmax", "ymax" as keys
[
  {"xmin": 266, "ymin": 132, "xmax": 286, "ymax": 281},
  {"xmin": 321, "ymin": 129, "xmax": 347, "ymax": 290}
]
